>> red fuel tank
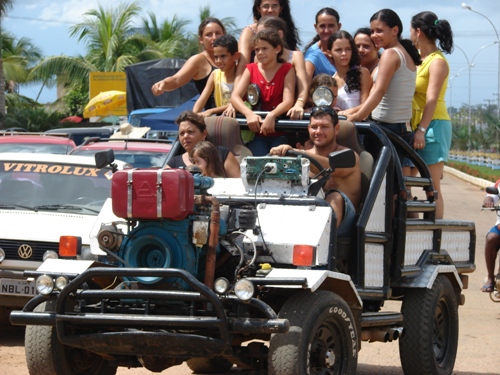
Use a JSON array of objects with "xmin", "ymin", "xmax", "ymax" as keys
[{"xmin": 111, "ymin": 168, "xmax": 194, "ymax": 220}]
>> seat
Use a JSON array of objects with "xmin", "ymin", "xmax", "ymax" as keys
[
  {"xmin": 204, "ymin": 116, "xmax": 252, "ymax": 163},
  {"xmin": 337, "ymin": 120, "xmax": 374, "ymax": 202}
]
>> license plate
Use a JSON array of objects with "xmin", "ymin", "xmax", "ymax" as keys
[{"xmin": 0, "ymin": 278, "xmax": 36, "ymax": 296}]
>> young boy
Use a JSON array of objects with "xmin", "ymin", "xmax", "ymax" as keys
[{"xmin": 193, "ymin": 35, "xmax": 240, "ymax": 117}]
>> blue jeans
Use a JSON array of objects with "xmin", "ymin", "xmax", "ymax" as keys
[{"xmin": 248, "ymin": 135, "xmax": 288, "ymax": 156}]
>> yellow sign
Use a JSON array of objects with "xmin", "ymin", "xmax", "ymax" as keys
[
  {"xmin": 89, "ymin": 72, "xmax": 127, "ymax": 116},
  {"xmin": 3, "ymin": 163, "xmax": 100, "ymax": 177}
]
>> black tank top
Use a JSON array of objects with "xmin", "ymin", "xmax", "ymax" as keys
[{"xmin": 193, "ymin": 55, "xmax": 216, "ymax": 109}]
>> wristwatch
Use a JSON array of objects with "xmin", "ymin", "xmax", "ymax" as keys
[{"xmin": 417, "ymin": 126, "xmax": 427, "ymax": 134}]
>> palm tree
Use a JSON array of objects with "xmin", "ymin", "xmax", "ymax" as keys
[
  {"xmin": 141, "ymin": 12, "xmax": 191, "ymax": 58},
  {"xmin": 28, "ymin": 1, "xmax": 162, "ymax": 96},
  {"xmin": 0, "ymin": 0, "xmax": 14, "ymax": 116}
]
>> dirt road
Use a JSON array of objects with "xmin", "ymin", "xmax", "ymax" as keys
[{"xmin": 1, "ymin": 172, "xmax": 498, "ymax": 375}]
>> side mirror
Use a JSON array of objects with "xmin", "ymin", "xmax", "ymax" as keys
[
  {"xmin": 486, "ymin": 186, "xmax": 499, "ymax": 195},
  {"xmin": 328, "ymin": 149, "xmax": 355, "ymax": 170},
  {"xmin": 95, "ymin": 149, "xmax": 115, "ymax": 169}
]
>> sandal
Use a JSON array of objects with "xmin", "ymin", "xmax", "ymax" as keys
[{"xmin": 481, "ymin": 283, "xmax": 495, "ymax": 293}]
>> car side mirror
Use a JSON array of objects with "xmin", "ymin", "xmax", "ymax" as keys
[
  {"xmin": 95, "ymin": 149, "xmax": 115, "ymax": 169},
  {"xmin": 328, "ymin": 149, "xmax": 355, "ymax": 170},
  {"xmin": 486, "ymin": 186, "xmax": 499, "ymax": 195}
]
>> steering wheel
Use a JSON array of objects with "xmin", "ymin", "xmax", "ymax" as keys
[{"xmin": 285, "ymin": 149, "xmax": 327, "ymax": 176}]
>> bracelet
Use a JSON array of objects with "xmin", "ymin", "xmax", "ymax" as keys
[{"xmin": 297, "ymin": 98, "xmax": 304, "ymax": 102}]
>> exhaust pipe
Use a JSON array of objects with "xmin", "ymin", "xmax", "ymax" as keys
[{"xmin": 361, "ymin": 327, "xmax": 404, "ymax": 342}]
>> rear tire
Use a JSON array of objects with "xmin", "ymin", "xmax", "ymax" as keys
[
  {"xmin": 399, "ymin": 275, "xmax": 459, "ymax": 375},
  {"xmin": 186, "ymin": 357, "xmax": 233, "ymax": 374},
  {"xmin": 268, "ymin": 290, "xmax": 358, "ymax": 375},
  {"xmin": 25, "ymin": 300, "xmax": 117, "ymax": 375}
]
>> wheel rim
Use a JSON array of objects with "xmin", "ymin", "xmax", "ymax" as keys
[
  {"xmin": 309, "ymin": 321, "xmax": 347, "ymax": 375},
  {"xmin": 66, "ymin": 346, "xmax": 103, "ymax": 374},
  {"xmin": 433, "ymin": 297, "xmax": 451, "ymax": 366}
]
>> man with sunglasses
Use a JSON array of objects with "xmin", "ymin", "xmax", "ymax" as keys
[{"xmin": 270, "ymin": 106, "xmax": 361, "ymax": 236}]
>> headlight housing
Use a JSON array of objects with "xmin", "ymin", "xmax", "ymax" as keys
[
  {"xmin": 247, "ymin": 84, "xmax": 261, "ymax": 107},
  {"xmin": 36, "ymin": 275, "xmax": 54, "ymax": 295},
  {"xmin": 214, "ymin": 277, "xmax": 230, "ymax": 294},
  {"xmin": 55, "ymin": 275, "xmax": 69, "ymax": 291},
  {"xmin": 312, "ymin": 86, "xmax": 334, "ymax": 107},
  {"xmin": 234, "ymin": 279, "xmax": 254, "ymax": 301}
]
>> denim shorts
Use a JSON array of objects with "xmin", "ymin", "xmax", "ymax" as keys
[{"xmin": 325, "ymin": 189, "xmax": 356, "ymax": 238}]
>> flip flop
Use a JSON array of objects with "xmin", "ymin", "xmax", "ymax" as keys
[{"xmin": 481, "ymin": 283, "xmax": 494, "ymax": 293}]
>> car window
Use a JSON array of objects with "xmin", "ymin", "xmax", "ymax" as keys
[
  {"xmin": 0, "ymin": 160, "xmax": 112, "ymax": 213},
  {"xmin": 71, "ymin": 149, "xmax": 168, "ymax": 168},
  {"xmin": 0, "ymin": 143, "xmax": 74, "ymax": 154}
]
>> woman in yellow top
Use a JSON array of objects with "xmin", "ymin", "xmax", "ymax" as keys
[{"xmin": 410, "ymin": 11, "xmax": 453, "ymax": 219}]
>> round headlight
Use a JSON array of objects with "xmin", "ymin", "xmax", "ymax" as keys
[
  {"xmin": 312, "ymin": 86, "xmax": 334, "ymax": 107},
  {"xmin": 234, "ymin": 279, "xmax": 255, "ymax": 301},
  {"xmin": 55, "ymin": 275, "xmax": 69, "ymax": 291},
  {"xmin": 214, "ymin": 277, "xmax": 230, "ymax": 294},
  {"xmin": 0, "ymin": 247, "xmax": 5, "ymax": 262},
  {"xmin": 36, "ymin": 275, "xmax": 54, "ymax": 295},
  {"xmin": 43, "ymin": 250, "xmax": 58, "ymax": 261},
  {"xmin": 247, "ymin": 83, "xmax": 261, "ymax": 106}
]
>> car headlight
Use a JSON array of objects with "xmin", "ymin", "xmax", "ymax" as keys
[
  {"xmin": 312, "ymin": 86, "xmax": 334, "ymax": 107},
  {"xmin": 43, "ymin": 250, "xmax": 58, "ymax": 261},
  {"xmin": 0, "ymin": 247, "xmax": 5, "ymax": 262},
  {"xmin": 36, "ymin": 275, "xmax": 54, "ymax": 295},
  {"xmin": 247, "ymin": 84, "xmax": 261, "ymax": 107},
  {"xmin": 55, "ymin": 275, "xmax": 69, "ymax": 291},
  {"xmin": 234, "ymin": 279, "xmax": 254, "ymax": 301},
  {"xmin": 214, "ymin": 277, "xmax": 230, "ymax": 294}
]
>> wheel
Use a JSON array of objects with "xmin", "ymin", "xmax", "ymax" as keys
[
  {"xmin": 186, "ymin": 357, "xmax": 233, "ymax": 374},
  {"xmin": 25, "ymin": 300, "xmax": 117, "ymax": 375},
  {"xmin": 399, "ymin": 275, "xmax": 459, "ymax": 375},
  {"xmin": 268, "ymin": 290, "xmax": 358, "ymax": 375}
]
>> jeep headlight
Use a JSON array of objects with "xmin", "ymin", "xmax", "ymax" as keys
[
  {"xmin": 234, "ymin": 279, "xmax": 254, "ymax": 301},
  {"xmin": 312, "ymin": 86, "xmax": 334, "ymax": 107},
  {"xmin": 36, "ymin": 275, "xmax": 54, "ymax": 295},
  {"xmin": 214, "ymin": 277, "xmax": 230, "ymax": 294},
  {"xmin": 55, "ymin": 276, "xmax": 69, "ymax": 291},
  {"xmin": 43, "ymin": 250, "xmax": 58, "ymax": 261},
  {"xmin": 247, "ymin": 83, "xmax": 261, "ymax": 107}
]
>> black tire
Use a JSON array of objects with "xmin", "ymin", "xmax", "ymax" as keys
[
  {"xmin": 186, "ymin": 357, "xmax": 233, "ymax": 374},
  {"xmin": 268, "ymin": 290, "xmax": 358, "ymax": 375},
  {"xmin": 399, "ymin": 275, "xmax": 459, "ymax": 375},
  {"xmin": 25, "ymin": 300, "xmax": 117, "ymax": 375}
]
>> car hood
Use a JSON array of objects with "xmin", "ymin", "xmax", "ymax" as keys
[{"xmin": 0, "ymin": 210, "xmax": 97, "ymax": 244}]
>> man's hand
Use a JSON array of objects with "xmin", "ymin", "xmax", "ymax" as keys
[
  {"xmin": 151, "ymin": 81, "xmax": 166, "ymax": 96},
  {"xmin": 269, "ymin": 144, "xmax": 293, "ymax": 156},
  {"xmin": 483, "ymin": 196, "xmax": 495, "ymax": 208}
]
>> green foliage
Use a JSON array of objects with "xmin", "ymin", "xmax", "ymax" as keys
[
  {"xmin": 446, "ymin": 160, "xmax": 498, "ymax": 182},
  {"xmin": 62, "ymin": 85, "xmax": 88, "ymax": 117},
  {"xmin": 1, "ymin": 97, "xmax": 66, "ymax": 131}
]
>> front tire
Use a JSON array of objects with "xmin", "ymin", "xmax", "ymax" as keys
[
  {"xmin": 399, "ymin": 275, "xmax": 459, "ymax": 375},
  {"xmin": 268, "ymin": 290, "xmax": 358, "ymax": 375},
  {"xmin": 25, "ymin": 300, "xmax": 117, "ymax": 375}
]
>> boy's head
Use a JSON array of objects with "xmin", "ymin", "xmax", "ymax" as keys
[{"xmin": 213, "ymin": 35, "xmax": 240, "ymax": 72}]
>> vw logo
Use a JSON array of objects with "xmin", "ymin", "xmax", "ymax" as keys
[{"xmin": 18, "ymin": 244, "xmax": 33, "ymax": 259}]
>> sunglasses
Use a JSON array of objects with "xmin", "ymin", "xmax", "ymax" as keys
[{"xmin": 311, "ymin": 105, "xmax": 337, "ymax": 117}]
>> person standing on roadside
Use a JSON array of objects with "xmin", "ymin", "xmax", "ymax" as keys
[{"xmin": 410, "ymin": 11, "xmax": 453, "ymax": 219}]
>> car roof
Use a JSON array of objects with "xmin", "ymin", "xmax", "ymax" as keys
[
  {"xmin": 0, "ymin": 152, "xmax": 130, "ymax": 168},
  {"xmin": 0, "ymin": 133, "xmax": 76, "ymax": 146},
  {"xmin": 73, "ymin": 138, "xmax": 172, "ymax": 152}
]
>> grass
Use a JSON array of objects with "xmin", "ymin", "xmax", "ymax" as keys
[{"xmin": 446, "ymin": 161, "xmax": 499, "ymax": 182}]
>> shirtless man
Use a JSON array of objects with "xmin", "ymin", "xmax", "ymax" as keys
[{"xmin": 270, "ymin": 106, "xmax": 361, "ymax": 236}]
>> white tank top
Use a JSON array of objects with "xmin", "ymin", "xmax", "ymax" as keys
[
  {"xmin": 335, "ymin": 84, "xmax": 361, "ymax": 111},
  {"xmin": 371, "ymin": 48, "xmax": 416, "ymax": 123}
]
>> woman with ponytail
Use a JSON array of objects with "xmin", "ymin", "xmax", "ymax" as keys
[
  {"xmin": 344, "ymin": 9, "xmax": 420, "ymax": 144},
  {"xmin": 410, "ymin": 11, "xmax": 453, "ymax": 219}
]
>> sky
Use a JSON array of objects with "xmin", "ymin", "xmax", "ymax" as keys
[{"xmin": 4, "ymin": 0, "xmax": 500, "ymax": 111}]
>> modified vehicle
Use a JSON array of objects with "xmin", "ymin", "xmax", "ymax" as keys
[
  {"xmin": 0, "ymin": 153, "xmax": 128, "ymax": 311},
  {"xmin": 11, "ymin": 111, "xmax": 475, "ymax": 375}
]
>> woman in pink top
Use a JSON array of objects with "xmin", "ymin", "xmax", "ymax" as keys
[{"xmin": 231, "ymin": 29, "xmax": 295, "ymax": 156}]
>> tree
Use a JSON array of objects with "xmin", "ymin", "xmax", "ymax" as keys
[
  {"xmin": 141, "ymin": 12, "xmax": 191, "ymax": 58},
  {"xmin": 0, "ymin": 0, "xmax": 14, "ymax": 116}
]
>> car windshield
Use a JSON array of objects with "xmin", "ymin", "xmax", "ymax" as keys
[
  {"xmin": 0, "ymin": 143, "xmax": 73, "ymax": 154},
  {"xmin": 0, "ymin": 160, "xmax": 112, "ymax": 214},
  {"xmin": 72, "ymin": 149, "xmax": 168, "ymax": 168}
]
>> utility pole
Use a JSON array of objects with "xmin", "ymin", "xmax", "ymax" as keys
[{"xmin": 485, "ymin": 99, "xmax": 495, "ymax": 115}]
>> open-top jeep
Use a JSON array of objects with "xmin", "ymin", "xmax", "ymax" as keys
[{"xmin": 10, "ymin": 112, "xmax": 475, "ymax": 375}]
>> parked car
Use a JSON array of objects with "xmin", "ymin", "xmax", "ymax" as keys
[
  {"xmin": 0, "ymin": 152, "xmax": 129, "ymax": 310},
  {"xmin": 0, "ymin": 132, "xmax": 76, "ymax": 154},
  {"xmin": 70, "ymin": 137, "xmax": 172, "ymax": 168}
]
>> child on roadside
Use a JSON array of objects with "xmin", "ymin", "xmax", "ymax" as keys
[
  {"xmin": 193, "ymin": 35, "xmax": 240, "ymax": 118},
  {"xmin": 188, "ymin": 141, "xmax": 226, "ymax": 177},
  {"xmin": 231, "ymin": 29, "xmax": 295, "ymax": 156}
]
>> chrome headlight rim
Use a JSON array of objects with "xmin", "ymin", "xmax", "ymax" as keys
[
  {"xmin": 214, "ymin": 277, "xmax": 230, "ymax": 294},
  {"xmin": 43, "ymin": 250, "xmax": 59, "ymax": 262},
  {"xmin": 234, "ymin": 279, "xmax": 255, "ymax": 301},
  {"xmin": 247, "ymin": 83, "xmax": 261, "ymax": 107},
  {"xmin": 36, "ymin": 274, "xmax": 54, "ymax": 295},
  {"xmin": 312, "ymin": 85, "xmax": 334, "ymax": 107},
  {"xmin": 55, "ymin": 275, "xmax": 69, "ymax": 291}
]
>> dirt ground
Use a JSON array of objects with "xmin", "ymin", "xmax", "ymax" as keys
[{"xmin": 1, "ymin": 172, "xmax": 499, "ymax": 375}]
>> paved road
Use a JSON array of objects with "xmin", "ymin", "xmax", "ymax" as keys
[{"xmin": 1, "ymin": 172, "xmax": 498, "ymax": 375}]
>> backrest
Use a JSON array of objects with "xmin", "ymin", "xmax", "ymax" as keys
[
  {"xmin": 205, "ymin": 116, "xmax": 252, "ymax": 163},
  {"xmin": 338, "ymin": 120, "xmax": 374, "ymax": 203}
]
